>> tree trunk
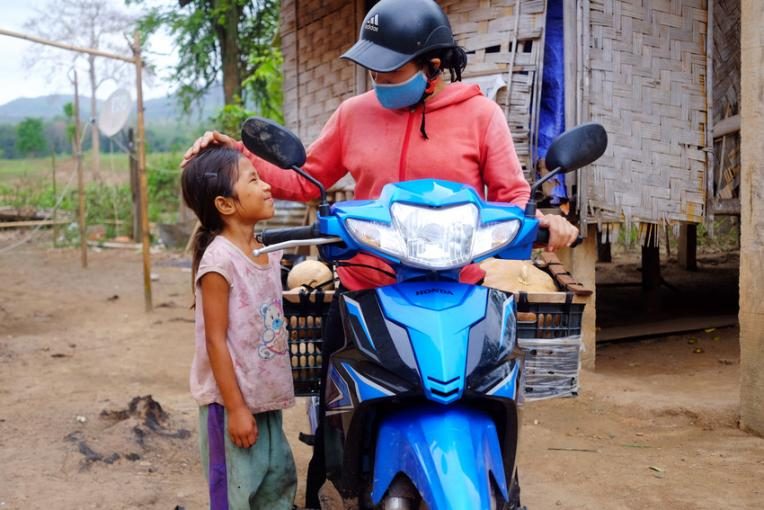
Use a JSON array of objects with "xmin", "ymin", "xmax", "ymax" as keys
[
  {"xmin": 216, "ymin": 0, "xmax": 242, "ymax": 105},
  {"xmin": 88, "ymin": 55, "xmax": 100, "ymax": 180}
]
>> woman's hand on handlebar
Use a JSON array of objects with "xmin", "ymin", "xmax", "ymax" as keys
[
  {"xmin": 180, "ymin": 131, "xmax": 238, "ymax": 168},
  {"xmin": 537, "ymin": 212, "xmax": 579, "ymax": 251}
]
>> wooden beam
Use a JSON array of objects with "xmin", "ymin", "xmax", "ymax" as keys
[
  {"xmin": 710, "ymin": 198, "xmax": 741, "ymax": 215},
  {"xmin": 705, "ymin": 0, "xmax": 715, "ymax": 225},
  {"xmin": 597, "ymin": 315, "xmax": 738, "ymax": 342},
  {"xmin": 713, "ymin": 114, "xmax": 741, "ymax": 138},
  {"xmin": 563, "ymin": 0, "xmax": 578, "ymax": 201},
  {"xmin": 0, "ymin": 27, "xmax": 133, "ymax": 63},
  {"xmin": 0, "ymin": 220, "xmax": 70, "ymax": 229}
]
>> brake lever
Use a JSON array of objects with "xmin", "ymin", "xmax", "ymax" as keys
[{"xmin": 253, "ymin": 237, "xmax": 343, "ymax": 256}]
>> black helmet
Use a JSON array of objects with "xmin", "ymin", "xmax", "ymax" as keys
[{"xmin": 341, "ymin": 0, "xmax": 456, "ymax": 73}]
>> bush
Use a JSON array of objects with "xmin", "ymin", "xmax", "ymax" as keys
[
  {"xmin": 0, "ymin": 151, "xmax": 186, "ymax": 242},
  {"xmin": 146, "ymin": 152, "xmax": 182, "ymax": 223}
]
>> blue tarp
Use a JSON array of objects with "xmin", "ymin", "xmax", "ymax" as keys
[{"xmin": 537, "ymin": 0, "xmax": 566, "ymax": 204}]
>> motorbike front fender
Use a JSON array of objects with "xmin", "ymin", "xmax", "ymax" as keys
[{"xmin": 371, "ymin": 405, "xmax": 508, "ymax": 510}]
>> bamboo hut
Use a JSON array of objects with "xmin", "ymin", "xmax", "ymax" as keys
[{"xmin": 277, "ymin": 0, "xmax": 740, "ymax": 233}]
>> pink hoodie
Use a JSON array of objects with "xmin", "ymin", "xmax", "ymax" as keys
[{"xmin": 239, "ymin": 82, "xmax": 529, "ymax": 290}]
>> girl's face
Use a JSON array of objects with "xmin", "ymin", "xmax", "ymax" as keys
[{"xmin": 231, "ymin": 157, "xmax": 274, "ymax": 222}]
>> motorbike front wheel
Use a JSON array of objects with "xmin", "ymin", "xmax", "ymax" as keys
[{"xmin": 374, "ymin": 474, "xmax": 507, "ymax": 510}]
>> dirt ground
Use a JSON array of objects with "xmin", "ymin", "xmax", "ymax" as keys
[{"xmin": 0, "ymin": 237, "xmax": 762, "ymax": 509}]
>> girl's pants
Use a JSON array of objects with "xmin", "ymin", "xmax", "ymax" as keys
[{"xmin": 199, "ymin": 404, "xmax": 297, "ymax": 510}]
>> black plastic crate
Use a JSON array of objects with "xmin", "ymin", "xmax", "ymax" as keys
[
  {"xmin": 515, "ymin": 291, "xmax": 585, "ymax": 401},
  {"xmin": 516, "ymin": 291, "xmax": 584, "ymax": 339},
  {"xmin": 283, "ymin": 288, "xmax": 333, "ymax": 396}
]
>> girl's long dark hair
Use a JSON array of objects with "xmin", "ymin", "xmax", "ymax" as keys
[{"xmin": 181, "ymin": 147, "xmax": 241, "ymax": 285}]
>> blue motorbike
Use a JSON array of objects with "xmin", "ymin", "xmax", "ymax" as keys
[{"xmin": 242, "ymin": 119, "xmax": 607, "ymax": 510}]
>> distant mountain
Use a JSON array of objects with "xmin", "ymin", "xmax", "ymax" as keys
[{"xmin": 0, "ymin": 87, "xmax": 224, "ymax": 125}]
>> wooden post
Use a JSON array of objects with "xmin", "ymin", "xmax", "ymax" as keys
[
  {"xmin": 558, "ymin": 224, "xmax": 598, "ymax": 369},
  {"xmin": 127, "ymin": 128, "xmax": 141, "ymax": 241},
  {"xmin": 503, "ymin": 0, "xmax": 522, "ymax": 119},
  {"xmin": 596, "ymin": 225, "xmax": 612, "ymax": 263},
  {"xmin": 678, "ymin": 223, "xmax": 697, "ymax": 271},
  {"xmin": 641, "ymin": 223, "xmax": 661, "ymax": 290},
  {"xmin": 133, "ymin": 32, "xmax": 153, "ymax": 312},
  {"xmin": 739, "ymin": 0, "xmax": 764, "ymax": 435},
  {"xmin": 72, "ymin": 70, "xmax": 87, "ymax": 269},
  {"xmin": 51, "ymin": 151, "xmax": 58, "ymax": 246}
]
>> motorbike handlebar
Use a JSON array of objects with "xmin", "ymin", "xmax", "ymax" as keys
[
  {"xmin": 259, "ymin": 224, "xmax": 320, "ymax": 246},
  {"xmin": 535, "ymin": 227, "xmax": 583, "ymax": 248}
]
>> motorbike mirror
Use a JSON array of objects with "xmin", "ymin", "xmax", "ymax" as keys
[
  {"xmin": 544, "ymin": 122, "xmax": 608, "ymax": 173},
  {"xmin": 241, "ymin": 117, "xmax": 306, "ymax": 169},
  {"xmin": 241, "ymin": 116, "xmax": 331, "ymax": 216}
]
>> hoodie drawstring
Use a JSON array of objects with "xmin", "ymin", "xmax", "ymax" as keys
[
  {"xmin": 420, "ymin": 101, "xmax": 429, "ymax": 140},
  {"xmin": 419, "ymin": 75, "xmax": 438, "ymax": 140}
]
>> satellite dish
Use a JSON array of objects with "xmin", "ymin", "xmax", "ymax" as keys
[{"xmin": 98, "ymin": 88, "xmax": 133, "ymax": 137}]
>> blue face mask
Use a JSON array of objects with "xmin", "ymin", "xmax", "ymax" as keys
[{"xmin": 372, "ymin": 71, "xmax": 428, "ymax": 110}]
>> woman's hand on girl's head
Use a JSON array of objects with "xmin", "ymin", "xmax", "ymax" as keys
[
  {"xmin": 181, "ymin": 131, "xmax": 238, "ymax": 168},
  {"xmin": 537, "ymin": 212, "xmax": 579, "ymax": 251},
  {"xmin": 227, "ymin": 405, "xmax": 259, "ymax": 448}
]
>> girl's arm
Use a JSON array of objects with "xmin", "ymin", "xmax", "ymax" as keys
[{"xmin": 200, "ymin": 272, "xmax": 258, "ymax": 448}]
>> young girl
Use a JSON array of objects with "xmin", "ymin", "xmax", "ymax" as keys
[{"xmin": 181, "ymin": 146, "xmax": 297, "ymax": 510}]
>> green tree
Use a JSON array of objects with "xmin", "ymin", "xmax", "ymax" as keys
[
  {"xmin": 0, "ymin": 124, "xmax": 17, "ymax": 159},
  {"xmin": 15, "ymin": 118, "xmax": 48, "ymax": 157},
  {"xmin": 63, "ymin": 102, "xmax": 77, "ymax": 148},
  {"xmin": 213, "ymin": 98, "xmax": 255, "ymax": 137},
  {"xmin": 132, "ymin": 0, "xmax": 282, "ymax": 120}
]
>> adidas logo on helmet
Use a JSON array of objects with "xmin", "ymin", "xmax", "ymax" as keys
[{"xmin": 364, "ymin": 13, "xmax": 380, "ymax": 32}]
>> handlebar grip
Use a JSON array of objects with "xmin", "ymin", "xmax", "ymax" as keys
[
  {"xmin": 536, "ymin": 227, "xmax": 550, "ymax": 245},
  {"xmin": 260, "ymin": 225, "xmax": 319, "ymax": 246},
  {"xmin": 535, "ymin": 228, "xmax": 584, "ymax": 248}
]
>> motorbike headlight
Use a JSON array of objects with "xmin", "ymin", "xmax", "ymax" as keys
[
  {"xmin": 391, "ymin": 202, "xmax": 478, "ymax": 269},
  {"xmin": 472, "ymin": 219, "xmax": 521, "ymax": 259},
  {"xmin": 345, "ymin": 217, "xmax": 406, "ymax": 257},
  {"xmin": 345, "ymin": 203, "xmax": 520, "ymax": 270}
]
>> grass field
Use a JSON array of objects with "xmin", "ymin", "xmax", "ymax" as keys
[
  {"xmin": 0, "ymin": 152, "xmax": 182, "ymax": 183},
  {"xmin": 0, "ymin": 151, "xmax": 184, "ymax": 236},
  {"xmin": 0, "ymin": 153, "xmax": 133, "ymax": 184}
]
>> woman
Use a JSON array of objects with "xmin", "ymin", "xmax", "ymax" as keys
[{"xmin": 184, "ymin": 0, "xmax": 575, "ymax": 506}]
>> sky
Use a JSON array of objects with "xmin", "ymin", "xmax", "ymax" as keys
[{"xmin": 0, "ymin": 0, "xmax": 177, "ymax": 106}]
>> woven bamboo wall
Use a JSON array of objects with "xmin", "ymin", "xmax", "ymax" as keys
[
  {"xmin": 278, "ymin": 0, "xmax": 358, "ymax": 226},
  {"xmin": 711, "ymin": 0, "xmax": 740, "ymax": 204},
  {"xmin": 443, "ymin": 0, "xmax": 548, "ymax": 178},
  {"xmin": 584, "ymin": 0, "xmax": 709, "ymax": 226},
  {"xmin": 281, "ymin": 0, "xmax": 358, "ymax": 145}
]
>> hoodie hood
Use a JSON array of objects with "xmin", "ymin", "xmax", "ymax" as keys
[{"xmin": 423, "ymin": 81, "xmax": 484, "ymax": 112}]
